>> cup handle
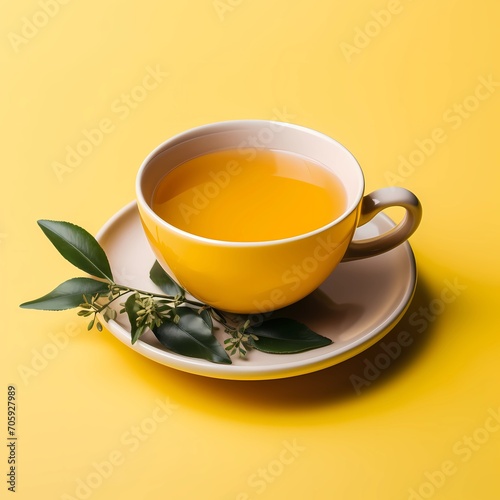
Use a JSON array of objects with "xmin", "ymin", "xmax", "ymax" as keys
[{"xmin": 342, "ymin": 187, "xmax": 422, "ymax": 261}]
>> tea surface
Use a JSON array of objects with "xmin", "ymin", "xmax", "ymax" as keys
[{"xmin": 152, "ymin": 149, "xmax": 346, "ymax": 242}]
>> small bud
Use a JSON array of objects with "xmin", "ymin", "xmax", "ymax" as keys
[{"xmin": 104, "ymin": 308, "xmax": 117, "ymax": 322}]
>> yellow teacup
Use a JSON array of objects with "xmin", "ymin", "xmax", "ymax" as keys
[{"xmin": 136, "ymin": 121, "xmax": 422, "ymax": 313}]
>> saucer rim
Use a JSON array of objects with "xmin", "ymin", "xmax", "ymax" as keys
[{"xmin": 96, "ymin": 201, "xmax": 417, "ymax": 380}]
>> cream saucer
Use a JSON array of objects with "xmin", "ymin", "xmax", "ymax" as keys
[{"xmin": 96, "ymin": 202, "xmax": 417, "ymax": 380}]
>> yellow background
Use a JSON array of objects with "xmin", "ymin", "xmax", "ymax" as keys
[{"xmin": 2, "ymin": 1, "xmax": 500, "ymax": 499}]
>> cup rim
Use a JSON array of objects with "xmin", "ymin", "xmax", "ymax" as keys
[{"xmin": 136, "ymin": 120, "xmax": 365, "ymax": 248}]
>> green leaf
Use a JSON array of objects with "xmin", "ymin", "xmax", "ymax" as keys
[
  {"xmin": 124, "ymin": 294, "xmax": 147, "ymax": 344},
  {"xmin": 149, "ymin": 261, "xmax": 184, "ymax": 298},
  {"xmin": 37, "ymin": 220, "xmax": 113, "ymax": 281},
  {"xmin": 251, "ymin": 318, "xmax": 332, "ymax": 354},
  {"xmin": 20, "ymin": 278, "xmax": 109, "ymax": 311},
  {"xmin": 199, "ymin": 308, "xmax": 213, "ymax": 330},
  {"xmin": 153, "ymin": 307, "xmax": 231, "ymax": 364}
]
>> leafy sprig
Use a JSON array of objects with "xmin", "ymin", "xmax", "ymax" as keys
[{"xmin": 20, "ymin": 220, "xmax": 332, "ymax": 364}]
